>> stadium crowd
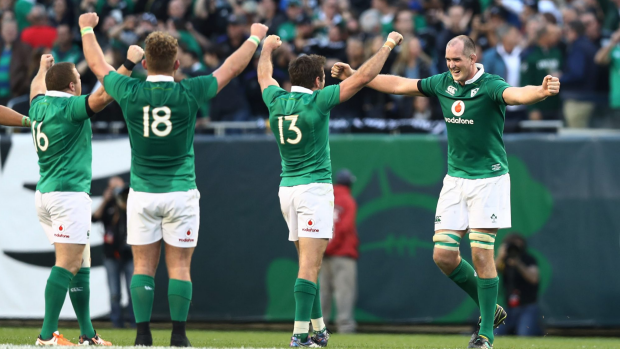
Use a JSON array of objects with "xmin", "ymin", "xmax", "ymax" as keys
[{"xmin": 0, "ymin": 0, "xmax": 619, "ymax": 133}]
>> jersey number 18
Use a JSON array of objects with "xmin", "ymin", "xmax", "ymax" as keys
[
  {"xmin": 278, "ymin": 115, "xmax": 302, "ymax": 145},
  {"xmin": 143, "ymin": 106, "xmax": 172, "ymax": 137}
]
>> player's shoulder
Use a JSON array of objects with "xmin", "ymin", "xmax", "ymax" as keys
[
  {"xmin": 426, "ymin": 71, "xmax": 453, "ymax": 85},
  {"xmin": 480, "ymin": 72, "xmax": 506, "ymax": 84}
]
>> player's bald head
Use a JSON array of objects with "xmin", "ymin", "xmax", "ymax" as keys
[{"xmin": 446, "ymin": 35, "xmax": 476, "ymax": 57}]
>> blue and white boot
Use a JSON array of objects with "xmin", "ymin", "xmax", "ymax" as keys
[
  {"xmin": 311, "ymin": 328, "xmax": 331, "ymax": 347},
  {"xmin": 289, "ymin": 336, "xmax": 320, "ymax": 347}
]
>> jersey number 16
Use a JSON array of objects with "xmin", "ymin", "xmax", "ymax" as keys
[
  {"xmin": 278, "ymin": 115, "xmax": 302, "ymax": 145},
  {"xmin": 143, "ymin": 106, "xmax": 172, "ymax": 137}
]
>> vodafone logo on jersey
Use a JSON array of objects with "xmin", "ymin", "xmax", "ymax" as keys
[
  {"xmin": 451, "ymin": 100, "xmax": 465, "ymax": 116},
  {"xmin": 446, "ymin": 100, "xmax": 474, "ymax": 125}
]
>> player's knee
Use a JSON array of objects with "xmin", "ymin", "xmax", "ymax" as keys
[{"xmin": 433, "ymin": 248, "xmax": 459, "ymax": 271}]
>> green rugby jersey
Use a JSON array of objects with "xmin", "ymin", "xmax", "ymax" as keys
[
  {"xmin": 29, "ymin": 91, "xmax": 94, "ymax": 193},
  {"xmin": 520, "ymin": 46, "xmax": 562, "ymax": 113},
  {"xmin": 419, "ymin": 64, "xmax": 510, "ymax": 179},
  {"xmin": 264, "ymin": 85, "xmax": 341, "ymax": 187},
  {"xmin": 103, "ymin": 72, "xmax": 218, "ymax": 193}
]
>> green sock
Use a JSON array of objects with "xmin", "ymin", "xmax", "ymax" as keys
[
  {"xmin": 69, "ymin": 268, "xmax": 96, "ymax": 338},
  {"xmin": 130, "ymin": 274, "xmax": 155, "ymax": 324},
  {"xmin": 168, "ymin": 279, "xmax": 192, "ymax": 322},
  {"xmin": 41, "ymin": 266, "xmax": 74, "ymax": 339},
  {"xmin": 448, "ymin": 259, "xmax": 479, "ymax": 306},
  {"xmin": 310, "ymin": 279, "xmax": 325, "ymax": 332},
  {"xmin": 294, "ymin": 278, "xmax": 317, "ymax": 342},
  {"xmin": 478, "ymin": 277, "xmax": 499, "ymax": 343}
]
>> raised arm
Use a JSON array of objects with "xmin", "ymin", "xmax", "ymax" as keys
[
  {"xmin": 331, "ymin": 48, "xmax": 425, "ymax": 97},
  {"xmin": 79, "ymin": 13, "xmax": 116, "ymax": 82},
  {"xmin": 0, "ymin": 106, "xmax": 30, "ymax": 127},
  {"xmin": 213, "ymin": 23, "xmax": 268, "ymax": 93},
  {"xmin": 334, "ymin": 32, "xmax": 403, "ymax": 103},
  {"xmin": 258, "ymin": 35, "xmax": 282, "ymax": 92},
  {"xmin": 30, "ymin": 54, "xmax": 54, "ymax": 103},
  {"xmin": 87, "ymin": 45, "xmax": 145, "ymax": 113},
  {"xmin": 502, "ymin": 75, "xmax": 560, "ymax": 106},
  {"xmin": 595, "ymin": 30, "xmax": 620, "ymax": 65}
]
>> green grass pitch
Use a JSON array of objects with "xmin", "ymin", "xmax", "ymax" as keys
[{"xmin": 1, "ymin": 327, "xmax": 620, "ymax": 348}]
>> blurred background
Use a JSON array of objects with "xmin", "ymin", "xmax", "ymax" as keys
[{"xmin": 2, "ymin": 0, "xmax": 620, "ymax": 134}]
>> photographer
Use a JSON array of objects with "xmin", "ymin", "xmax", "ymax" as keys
[
  {"xmin": 93, "ymin": 177, "xmax": 135, "ymax": 328},
  {"xmin": 495, "ymin": 234, "xmax": 543, "ymax": 336}
]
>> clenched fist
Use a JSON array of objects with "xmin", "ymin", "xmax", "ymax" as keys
[
  {"xmin": 40, "ymin": 54, "xmax": 54, "ymax": 71},
  {"xmin": 127, "ymin": 45, "xmax": 145, "ymax": 64},
  {"xmin": 331, "ymin": 62, "xmax": 354, "ymax": 80},
  {"xmin": 79, "ymin": 13, "xmax": 99, "ymax": 29},
  {"xmin": 250, "ymin": 23, "xmax": 269, "ymax": 41},
  {"xmin": 542, "ymin": 75, "xmax": 560, "ymax": 97},
  {"xmin": 387, "ymin": 31, "xmax": 404, "ymax": 46},
  {"xmin": 263, "ymin": 35, "xmax": 282, "ymax": 51}
]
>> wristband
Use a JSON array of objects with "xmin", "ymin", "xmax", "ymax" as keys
[
  {"xmin": 248, "ymin": 35, "xmax": 261, "ymax": 46},
  {"xmin": 22, "ymin": 116, "xmax": 31, "ymax": 127},
  {"xmin": 80, "ymin": 27, "xmax": 94, "ymax": 36},
  {"xmin": 384, "ymin": 38, "xmax": 396, "ymax": 51},
  {"xmin": 123, "ymin": 59, "xmax": 137, "ymax": 71}
]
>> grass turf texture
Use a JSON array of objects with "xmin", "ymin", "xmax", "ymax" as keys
[{"xmin": 1, "ymin": 327, "xmax": 620, "ymax": 348}]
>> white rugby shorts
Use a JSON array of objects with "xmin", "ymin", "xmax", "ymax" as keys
[
  {"xmin": 434, "ymin": 173, "xmax": 511, "ymax": 231},
  {"xmin": 127, "ymin": 189, "xmax": 200, "ymax": 248},
  {"xmin": 35, "ymin": 191, "xmax": 92, "ymax": 245},
  {"xmin": 279, "ymin": 183, "xmax": 334, "ymax": 241}
]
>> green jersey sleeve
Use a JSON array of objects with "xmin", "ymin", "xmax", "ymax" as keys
[
  {"xmin": 68, "ymin": 95, "xmax": 91, "ymax": 122},
  {"xmin": 316, "ymin": 84, "xmax": 340, "ymax": 113},
  {"xmin": 102, "ymin": 71, "xmax": 134, "ymax": 102},
  {"xmin": 485, "ymin": 77, "xmax": 511, "ymax": 105},
  {"xmin": 419, "ymin": 74, "xmax": 444, "ymax": 97},
  {"xmin": 182, "ymin": 75, "xmax": 219, "ymax": 103},
  {"xmin": 262, "ymin": 85, "xmax": 287, "ymax": 107}
]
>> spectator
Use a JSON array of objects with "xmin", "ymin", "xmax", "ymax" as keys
[
  {"xmin": 520, "ymin": 24, "xmax": 563, "ymax": 120},
  {"xmin": 292, "ymin": 14, "xmax": 314, "ymax": 54},
  {"xmin": 436, "ymin": 5, "xmax": 469, "ymax": 73},
  {"xmin": 50, "ymin": 0, "xmax": 75, "ymax": 29},
  {"xmin": 393, "ymin": 9, "xmax": 415, "ymax": 39},
  {"xmin": 261, "ymin": 0, "xmax": 287, "ymax": 36},
  {"xmin": 92, "ymin": 178, "xmax": 135, "ymax": 329},
  {"xmin": 371, "ymin": 0, "xmax": 395, "ymax": 35},
  {"xmin": 51, "ymin": 24, "xmax": 83, "ymax": 65},
  {"xmin": 495, "ymin": 234, "xmax": 543, "ymax": 336},
  {"xmin": 320, "ymin": 169, "xmax": 359, "ymax": 334},
  {"xmin": 412, "ymin": 96, "xmax": 433, "ymax": 120},
  {"xmin": 331, "ymin": 37, "xmax": 368, "ymax": 120},
  {"xmin": 277, "ymin": 0, "xmax": 303, "ymax": 42},
  {"xmin": 483, "ymin": 24, "xmax": 526, "ymax": 130},
  {"xmin": 0, "ymin": 19, "xmax": 31, "ymax": 105},
  {"xmin": 595, "ymin": 29, "xmax": 620, "ymax": 124},
  {"xmin": 14, "ymin": 0, "xmax": 33, "ymax": 31},
  {"xmin": 561, "ymin": 20, "xmax": 599, "ymax": 128},
  {"xmin": 20, "ymin": 5, "xmax": 57, "ymax": 49},
  {"xmin": 315, "ymin": 0, "xmax": 344, "ymax": 31}
]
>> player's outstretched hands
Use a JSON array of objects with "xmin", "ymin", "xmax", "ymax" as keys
[
  {"xmin": 542, "ymin": 75, "xmax": 560, "ymax": 97},
  {"xmin": 40, "ymin": 54, "xmax": 54, "ymax": 71},
  {"xmin": 127, "ymin": 45, "xmax": 145, "ymax": 64},
  {"xmin": 250, "ymin": 23, "xmax": 269, "ymax": 41},
  {"xmin": 79, "ymin": 12, "xmax": 99, "ymax": 29},
  {"xmin": 331, "ymin": 62, "xmax": 354, "ymax": 80},
  {"xmin": 263, "ymin": 35, "xmax": 282, "ymax": 51},
  {"xmin": 387, "ymin": 31, "xmax": 404, "ymax": 46}
]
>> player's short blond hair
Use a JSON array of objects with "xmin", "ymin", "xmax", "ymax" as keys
[{"xmin": 145, "ymin": 31, "xmax": 178, "ymax": 74}]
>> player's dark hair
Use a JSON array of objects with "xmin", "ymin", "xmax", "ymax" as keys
[
  {"xmin": 145, "ymin": 31, "xmax": 178, "ymax": 74},
  {"xmin": 288, "ymin": 54, "xmax": 326, "ymax": 90},
  {"xmin": 45, "ymin": 62, "xmax": 77, "ymax": 91},
  {"xmin": 568, "ymin": 20, "xmax": 586, "ymax": 37}
]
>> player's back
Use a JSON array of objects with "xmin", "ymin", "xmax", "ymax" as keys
[
  {"xmin": 102, "ymin": 72, "xmax": 218, "ymax": 193},
  {"xmin": 264, "ymin": 85, "xmax": 340, "ymax": 187},
  {"xmin": 29, "ymin": 92, "xmax": 93, "ymax": 193}
]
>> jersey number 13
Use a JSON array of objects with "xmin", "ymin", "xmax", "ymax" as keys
[
  {"xmin": 143, "ymin": 106, "xmax": 172, "ymax": 137},
  {"xmin": 278, "ymin": 115, "xmax": 302, "ymax": 144}
]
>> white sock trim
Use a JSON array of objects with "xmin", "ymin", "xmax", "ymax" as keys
[
  {"xmin": 293, "ymin": 321, "xmax": 310, "ymax": 336},
  {"xmin": 311, "ymin": 317, "xmax": 325, "ymax": 332}
]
